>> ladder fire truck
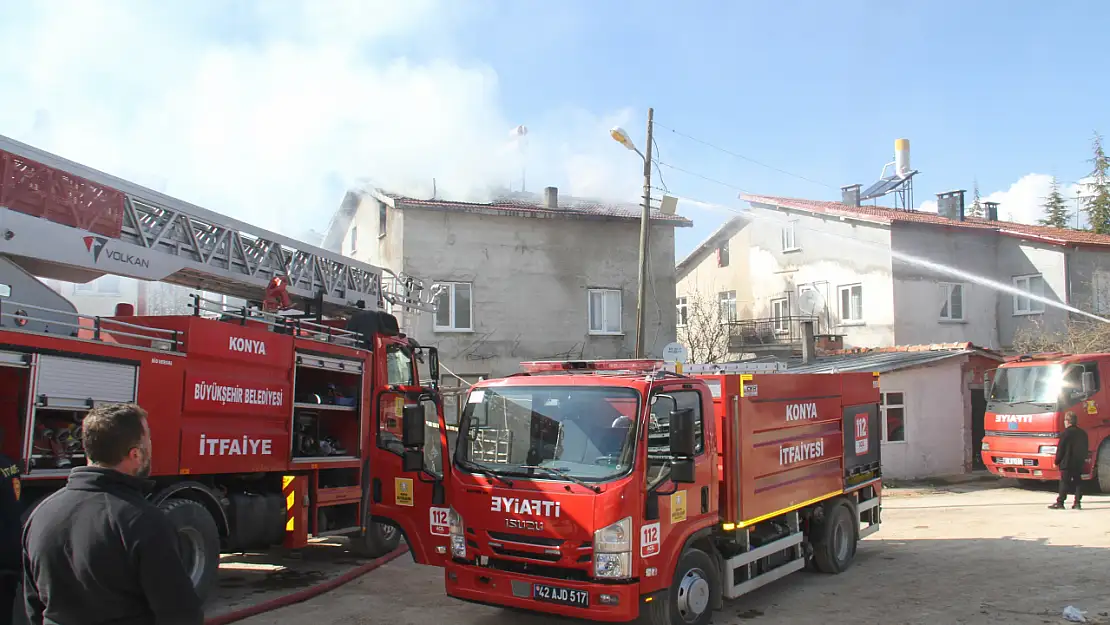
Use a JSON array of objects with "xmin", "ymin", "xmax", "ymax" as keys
[{"xmin": 0, "ymin": 133, "xmax": 453, "ymax": 602}]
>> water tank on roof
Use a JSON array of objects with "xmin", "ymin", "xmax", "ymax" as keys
[{"xmin": 895, "ymin": 138, "xmax": 911, "ymax": 178}]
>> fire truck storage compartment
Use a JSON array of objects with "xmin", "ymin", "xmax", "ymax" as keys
[
  {"xmin": 710, "ymin": 371, "xmax": 881, "ymax": 527},
  {"xmin": 0, "ymin": 351, "xmax": 30, "ymax": 460},
  {"xmin": 292, "ymin": 352, "xmax": 363, "ymax": 462},
  {"xmin": 24, "ymin": 354, "xmax": 138, "ymax": 473}
]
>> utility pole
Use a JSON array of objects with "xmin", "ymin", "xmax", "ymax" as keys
[{"xmin": 634, "ymin": 108, "xmax": 653, "ymax": 359}]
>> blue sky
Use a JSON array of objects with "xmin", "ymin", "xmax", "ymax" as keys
[{"xmin": 2, "ymin": 1, "xmax": 1108, "ymax": 260}]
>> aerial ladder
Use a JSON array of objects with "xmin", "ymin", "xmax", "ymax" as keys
[{"xmin": 0, "ymin": 132, "xmax": 437, "ymax": 320}]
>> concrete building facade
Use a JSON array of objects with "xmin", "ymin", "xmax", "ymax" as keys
[
  {"xmin": 677, "ymin": 192, "xmax": 1110, "ymax": 356},
  {"xmin": 323, "ymin": 187, "xmax": 692, "ymax": 392}
]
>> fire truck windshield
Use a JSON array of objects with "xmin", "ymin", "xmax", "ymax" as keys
[
  {"xmin": 455, "ymin": 385, "xmax": 640, "ymax": 483},
  {"xmin": 990, "ymin": 364, "xmax": 1064, "ymax": 405}
]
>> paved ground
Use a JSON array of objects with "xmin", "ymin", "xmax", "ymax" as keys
[{"xmin": 217, "ymin": 481, "xmax": 1110, "ymax": 625}]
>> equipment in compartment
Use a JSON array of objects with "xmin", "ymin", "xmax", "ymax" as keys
[
  {"xmin": 30, "ymin": 409, "xmax": 87, "ymax": 470},
  {"xmin": 291, "ymin": 352, "xmax": 363, "ymax": 460},
  {"xmin": 293, "ymin": 411, "xmax": 349, "ymax": 457}
]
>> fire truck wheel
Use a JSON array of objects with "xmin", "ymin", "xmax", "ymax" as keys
[
  {"xmin": 159, "ymin": 498, "xmax": 220, "ymax": 602},
  {"xmin": 639, "ymin": 547, "xmax": 718, "ymax": 625},
  {"xmin": 349, "ymin": 520, "xmax": 402, "ymax": 558},
  {"xmin": 1097, "ymin": 440, "xmax": 1110, "ymax": 495},
  {"xmin": 812, "ymin": 500, "xmax": 856, "ymax": 574}
]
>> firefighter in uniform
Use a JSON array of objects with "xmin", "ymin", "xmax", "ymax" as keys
[{"xmin": 0, "ymin": 438, "xmax": 21, "ymax": 625}]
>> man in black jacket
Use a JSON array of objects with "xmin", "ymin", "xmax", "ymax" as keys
[
  {"xmin": 21, "ymin": 403, "xmax": 203, "ymax": 625},
  {"xmin": 0, "ymin": 428, "xmax": 21, "ymax": 625},
  {"xmin": 1050, "ymin": 411, "xmax": 1090, "ymax": 510}
]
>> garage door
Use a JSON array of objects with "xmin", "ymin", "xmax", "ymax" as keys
[{"xmin": 35, "ymin": 355, "xmax": 137, "ymax": 406}]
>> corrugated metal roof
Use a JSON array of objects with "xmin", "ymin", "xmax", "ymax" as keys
[{"xmin": 747, "ymin": 349, "xmax": 975, "ymax": 374}]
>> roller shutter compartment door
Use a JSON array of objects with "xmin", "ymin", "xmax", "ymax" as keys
[{"xmin": 35, "ymin": 355, "xmax": 137, "ymax": 406}]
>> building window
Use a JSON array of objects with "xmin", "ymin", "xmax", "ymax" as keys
[
  {"xmin": 881, "ymin": 392, "xmax": 906, "ymax": 442},
  {"xmin": 350, "ymin": 226, "xmax": 358, "ymax": 254},
  {"xmin": 433, "ymin": 282, "xmax": 473, "ymax": 332},
  {"xmin": 718, "ymin": 290, "xmax": 737, "ymax": 322},
  {"xmin": 588, "ymin": 289, "xmax": 622, "ymax": 335},
  {"xmin": 771, "ymin": 297, "xmax": 789, "ymax": 333},
  {"xmin": 1013, "ymin": 274, "xmax": 1045, "ymax": 315},
  {"xmin": 378, "ymin": 201, "xmax": 387, "ymax": 239},
  {"xmin": 676, "ymin": 297, "xmax": 688, "ymax": 327},
  {"xmin": 939, "ymin": 282, "xmax": 964, "ymax": 321},
  {"xmin": 717, "ymin": 241, "xmax": 729, "ymax": 268},
  {"xmin": 782, "ymin": 221, "xmax": 797, "ymax": 251},
  {"xmin": 838, "ymin": 283, "xmax": 863, "ymax": 323}
]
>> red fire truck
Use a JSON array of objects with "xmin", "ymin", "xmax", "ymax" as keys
[
  {"xmin": 0, "ymin": 133, "xmax": 452, "ymax": 602},
  {"xmin": 981, "ymin": 353, "xmax": 1110, "ymax": 493},
  {"xmin": 440, "ymin": 359, "xmax": 883, "ymax": 624}
]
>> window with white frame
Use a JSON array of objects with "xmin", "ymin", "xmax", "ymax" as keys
[
  {"xmin": 939, "ymin": 282, "xmax": 964, "ymax": 321},
  {"xmin": 676, "ymin": 297, "xmax": 688, "ymax": 327},
  {"xmin": 433, "ymin": 282, "xmax": 473, "ymax": 331},
  {"xmin": 838, "ymin": 283, "xmax": 863, "ymax": 322},
  {"xmin": 350, "ymin": 226, "xmax": 358, "ymax": 254},
  {"xmin": 718, "ymin": 291, "xmax": 737, "ymax": 322},
  {"xmin": 378, "ymin": 201, "xmax": 387, "ymax": 238},
  {"xmin": 771, "ymin": 297, "xmax": 789, "ymax": 332},
  {"xmin": 881, "ymin": 391, "xmax": 906, "ymax": 442},
  {"xmin": 588, "ymin": 289, "xmax": 622, "ymax": 334},
  {"xmin": 717, "ymin": 241, "xmax": 729, "ymax": 267},
  {"xmin": 1012, "ymin": 274, "xmax": 1045, "ymax": 315},
  {"xmin": 781, "ymin": 221, "xmax": 798, "ymax": 251}
]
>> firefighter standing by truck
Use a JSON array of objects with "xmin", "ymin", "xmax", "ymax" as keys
[
  {"xmin": 0, "ymin": 428, "xmax": 20, "ymax": 625},
  {"xmin": 1050, "ymin": 411, "xmax": 1089, "ymax": 510}
]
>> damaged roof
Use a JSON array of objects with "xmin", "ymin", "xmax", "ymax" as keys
[{"xmin": 749, "ymin": 342, "xmax": 1004, "ymax": 374}]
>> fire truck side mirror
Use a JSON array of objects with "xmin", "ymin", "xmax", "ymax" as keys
[
  {"xmin": 401, "ymin": 404, "xmax": 426, "ymax": 448},
  {"xmin": 402, "ymin": 449, "xmax": 424, "ymax": 472},
  {"xmin": 669, "ymin": 408, "xmax": 697, "ymax": 457},
  {"xmin": 670, "ymin": 458, "xmax": 696, "ymax": 484}
]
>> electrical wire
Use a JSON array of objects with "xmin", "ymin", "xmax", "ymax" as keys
[
  {"xmin": 650, "ymin": 135, "xmax": 669, "ymax": 194},
  {"xmin": 653, "ymin": 120, "xmax": 834, "ymax": 190},
  {"xmin": 655, "ymin": 161, "xmax": 751, "ymax": 194}
]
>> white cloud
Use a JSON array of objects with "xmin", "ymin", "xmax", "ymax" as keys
[
  {"xmin": 916, "ymin": 173, "xmax": 1088, "ymax": 227},
  {"xmin": 0, "ymin": 0, "xmax": 641, "ymax": 240}
]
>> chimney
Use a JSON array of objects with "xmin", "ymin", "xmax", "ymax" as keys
[
  {"xmin": 983, "ymin": 201, "xmax": 999, "ymax": 221},
  {"xmin": 841, "ymin": 184, "xmax": 861, "ymax": 207},
  {"xmin": 936, "ymin": 190, "xmax": 966, "ymax": 221},
  {"xmin": 800, "ymin": 320, "xmax": 816, "ymax": 364},
  {"xmin": 544, "ymin": 186, "xmax": 558, "ymax": 209}
]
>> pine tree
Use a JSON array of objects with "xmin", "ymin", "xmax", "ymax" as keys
[
  {"xmin": 1038, "ymin": 176, "xmax": 1071, "ymax": 228},
  {"xmin": 1083, "ymin": 131, "xmax": 1110, "ymax": 234},
  {"xmin": 968, "ymin": 179, "xmax": 984, "ymax": 218}
]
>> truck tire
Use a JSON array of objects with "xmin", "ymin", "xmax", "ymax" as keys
[
  {"xmin": 159, "ymin": 498, "xmax": 220, "ymax": 603},
  {"xmin": 1097, "ymin": 440, "xmax": 1110, "ymax": 495},
  {"xmin": 812, "ymin": 499, "xmax": 856, "ymax": 574},
  {"xmin": 349, "ymin": 519, "xmax": 402, "ymax": 558},
  {"xmin": 638, "ymin": 547, "xmax": 718, "ymax": 625}
]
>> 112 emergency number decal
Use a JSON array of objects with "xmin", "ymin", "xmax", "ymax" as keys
[
  {"xmin": 640, "ymin": 522, "xmax": 660, "ymax": 557},
  {"xmin": 670, "ymin": 490, "xmax": 687, "ymax": 524},
  {"xmin": 854, "ymin": 413, "xmax": 869, "ymax": 455},
  {"xmin": 395, "ymin": 477, "xmax": 414, "ymax": 507},
  {"xmin": 430, "ymin": 507, "xmax": 450, "ymax": 536}
]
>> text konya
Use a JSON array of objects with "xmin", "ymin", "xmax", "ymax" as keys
[
  {"xmin": 199, "ymin": 434, "xmax": 273, "ymax": 456},
  {"xmin": 779, "ymin": 438, "xmax": 825, "ymax": 466},
  {"xmin": 491, "ymin": 496, "xmax": 562, "ymax": 518},
  {"xmin": 194, "ymin": 381, "xmax": 284, "ymax": 407}
]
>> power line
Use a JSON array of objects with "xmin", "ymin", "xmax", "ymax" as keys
[
  {"xmin": 655, "ymin": 160, "xmax": 751, "ymax": 194},
  {"xmin": 653, "ymin": 121, "xmax": 834, "ymax": 190}
]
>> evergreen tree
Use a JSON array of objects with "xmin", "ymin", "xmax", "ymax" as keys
[
  {"xmin": 1083, "ymin": 131, "xmax": 1110, "ymax": 234},
  {"xmin": 1038, "ymin": 176, "xmax": 1071, "ymax": 228},
  {"xmin": 968, "ymin": 179, "xmax": 984, "ymax": 218}
]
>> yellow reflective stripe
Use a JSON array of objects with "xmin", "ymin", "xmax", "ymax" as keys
[{"xmin": 737, "ymin": 489, "xmax": 844, "ymax": 528}]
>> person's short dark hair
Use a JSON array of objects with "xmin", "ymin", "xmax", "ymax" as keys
[{"xmin": 82, "ymin": 403, "xmax": 148, "ymax": 466}]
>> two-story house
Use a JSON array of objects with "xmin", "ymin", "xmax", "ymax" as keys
[
  {"xmin": 677, "ymin": 189, "xmax": 1110, "ymax": 356},
  {"xmin": 323, "ymin": 185, "xmax": 692, "ymax": 395}
]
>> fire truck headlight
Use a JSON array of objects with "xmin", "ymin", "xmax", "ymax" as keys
[
  {"xmin": 448, "ymin": 507, "xmax": 466, "ymax": 559},
  {"xmin": 981, "ymin": 441, "xmax": 990, "ymax": 451},
  {"xmin": 593, "ymin": 517, "xmax": 632, "ymax": 579},
  {"xmin": 1039, "ymin": 445, "xmax": 1057, "ymax": 455}
]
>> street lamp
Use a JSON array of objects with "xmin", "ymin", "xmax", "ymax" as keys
[{"xmin": 609, "ymin": 108, "xmax": 654, "ymax": 359}]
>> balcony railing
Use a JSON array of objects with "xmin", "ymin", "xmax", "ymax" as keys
[{"xmin": 727, "ymin": 315, "xmax": 822, "ymax": 352}]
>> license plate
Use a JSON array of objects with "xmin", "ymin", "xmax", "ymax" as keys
[
  {"xmin": 532, "ymin": 583, "xmax": 589, "ymax": 608},
  {"xmin": 999, "ymin": 457, "xmax": 1024, "ymax": 465}
]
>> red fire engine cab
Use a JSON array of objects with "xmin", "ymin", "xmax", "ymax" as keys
[{"xmin": 0, "ymin": 133, "xmax": 452, "ymax": 602}]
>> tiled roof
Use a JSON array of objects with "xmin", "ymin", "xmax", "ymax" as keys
[
  {"xmin": 382, "ymin": 190, "xmax": 692, "ymax": 226},
  {"xmin": 748, "ymin": 342, "xmax": 1003, "ymax": 374},
  {"xmin": 742, "ymin": 193, "xmax": 1110, "ymax": 248}
]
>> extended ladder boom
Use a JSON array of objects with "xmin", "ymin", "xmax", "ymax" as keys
[{"xmin": 0, "ymin": 134, "xmax": 435, "ymax": 317}]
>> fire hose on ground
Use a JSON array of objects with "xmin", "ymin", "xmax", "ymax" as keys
[{"xmin": 204, "ymin": 543, "xmax": 410, "ymax": 625}]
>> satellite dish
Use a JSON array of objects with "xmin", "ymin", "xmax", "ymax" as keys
[{"xmin": 798, "ymin": 288, "xmax": 823, "ymax": 316}]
